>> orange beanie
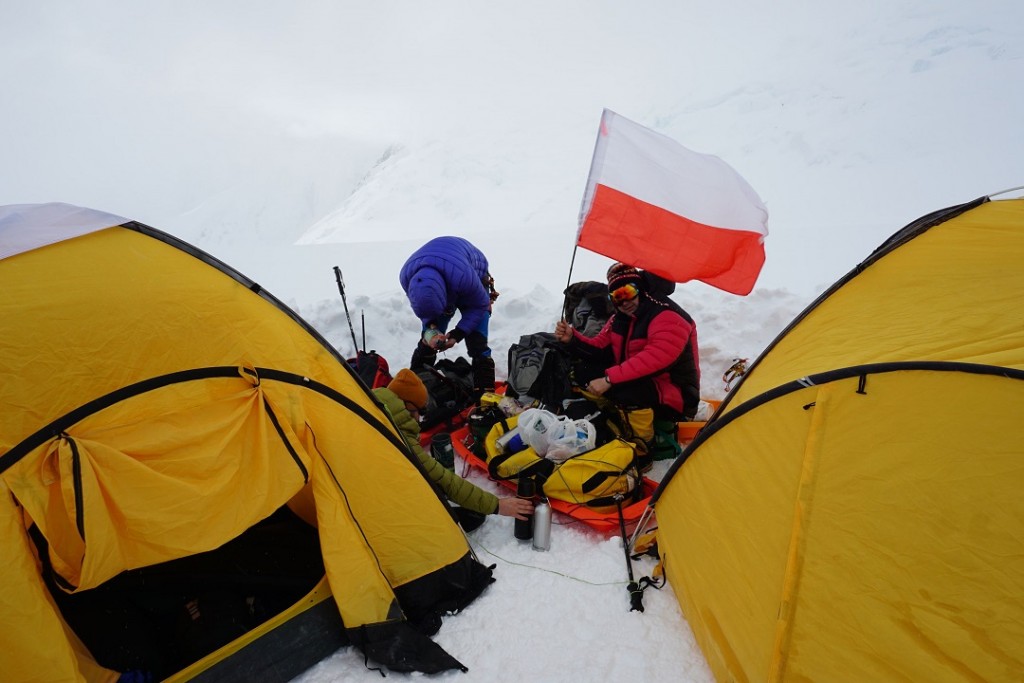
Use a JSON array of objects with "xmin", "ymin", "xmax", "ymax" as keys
[{"xmin": 389, "ymin": 368, "xmax": 428, "ymax": 410}]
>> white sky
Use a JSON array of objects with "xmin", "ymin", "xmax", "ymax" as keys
[
  {"xmin": 3, "ymin": 1, "xmax": 1022, "ymax": 300},
  {"xmin": 3, "ymin": 1, "xmax": 1023, "ymax": 680}
]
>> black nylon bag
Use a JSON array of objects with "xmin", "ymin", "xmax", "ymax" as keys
[{"xmin": 416, "ymin": 358, "xmax": 475, "ymax": 429}]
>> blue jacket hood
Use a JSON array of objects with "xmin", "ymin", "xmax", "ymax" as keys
[{"xmin": 406, "ymin": 266, "xmax": 448, "ymax": 322}]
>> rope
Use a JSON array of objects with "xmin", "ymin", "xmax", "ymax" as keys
[{"xmin": 469, "ymin": 539, "xmax": 629, "ymax": 587}]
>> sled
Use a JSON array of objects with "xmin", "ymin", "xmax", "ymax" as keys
[
  {"xmin": 447, "ymin": 424, "xmax": 656, "ymax": 535},
  {"xmin": 424, "ymin": 392, "xmax": 719, "ymax": 534}
]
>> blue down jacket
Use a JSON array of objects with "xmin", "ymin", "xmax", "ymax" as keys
[{"xmin": 399, "ymin": 236, "xmax": 491, "ymax": 339}]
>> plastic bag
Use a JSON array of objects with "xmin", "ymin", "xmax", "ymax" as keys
[
  {"xmin": 518, "ymin": 408, "xmax": 558, "ymax": 455},
  {"xmin": 692, "ymin": 400, "xmax": 715, "ymax": 422},
  {"xmin": 498, "ymin": 396, "xmax": 528, "ymax": 417},
  {"xmin": 518, "ymin": 408, "xmax": 596, "ymax": 461},
  {"xmin": 546, "ymin": 418, "xmax": 596, "ymax": 462}
]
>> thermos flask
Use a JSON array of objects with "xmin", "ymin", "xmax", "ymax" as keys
[
  {"xmin": 430, "ymin": 432, "xmax": 455, "ymax": 470},
  {"xmin": 514, "ymin": 476, "xmax": 535, "ymax": 541},
  {"xmin": 532, "ymin": 498, "xmax": 552, "ymax": 551}
]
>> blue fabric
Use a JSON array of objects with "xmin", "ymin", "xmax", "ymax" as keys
[
  {"xmin": 430, "ymin": 311, "xmax": 490, "ymax": 339},
  {"xmin": 399, "ymin": 237, "xmax": 491, "ymax": 337}
]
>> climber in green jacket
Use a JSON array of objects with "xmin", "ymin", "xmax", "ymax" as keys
[{"xmin": 374, "ymin": 369, "xmax": 533, "ymax": 530}]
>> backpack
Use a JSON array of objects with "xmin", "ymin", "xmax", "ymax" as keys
[
  {"xmin": 562, "ymin": 280, "xmax": 614, "ymax": 337},
  {"xmin": 560, "ymin": 281, "xmax": 615, "ymax": 388},
  {"xmin": 466, "ymin": 405, "xmax": 508, "ymax": 458},
  {"xmin": 347, "ymin": 350, "xmax": 392, "ymax": 389},
  {"xmin": 417, "ymin": 357, "xmax": 476, "ymax": 429},
  {"xmin": 505, "ymin": 333, "xmax": 575, "ymax": 412}
]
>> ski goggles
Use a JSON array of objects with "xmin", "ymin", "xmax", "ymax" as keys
[{"xmin": 609, "ymin": 283, "xmax": 640, "ymax": 303}]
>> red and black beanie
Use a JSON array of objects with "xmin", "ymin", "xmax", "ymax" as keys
[{"xmin": 606, "ymin": 262, "xmax": 643, "ymax": 292}]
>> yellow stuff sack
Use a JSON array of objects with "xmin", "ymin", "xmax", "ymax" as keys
[
  {"xmin": 483, "ymin": 414, "xmax": 554, "ymax": 482},
  {"xmin": 543, "ymin": 439, "xmax": 641, "ymax": 511}
]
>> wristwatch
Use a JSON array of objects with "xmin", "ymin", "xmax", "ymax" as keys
[{"xmin": 603, "ymin": 375, "xmax": 612, "ymax": 384}]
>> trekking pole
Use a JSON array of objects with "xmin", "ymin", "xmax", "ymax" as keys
[
  {"xmin": 614, "ymin": 494, "xmax": 645, "ymax": 612},
  {"xmin": 360, "ymin": 310, "xmax": 367, "ymax": 353},
  {"xmin": 332, "ymin": 266, "xmax": 360, "ymax": 356}
]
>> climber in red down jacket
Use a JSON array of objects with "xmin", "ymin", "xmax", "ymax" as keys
[{"xmin": 554, "ymin": 263, "xmax": 700, "ymax": 461}]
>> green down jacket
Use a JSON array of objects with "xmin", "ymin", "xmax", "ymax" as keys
[{"xmin": 374, "ymin": 387, "xmax": 498, "ymax": 515}]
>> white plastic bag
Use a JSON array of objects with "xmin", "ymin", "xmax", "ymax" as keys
[
  {"xmin": 518, "ymin": 408, "xmax": 596, "ymax": 461},
  {"xmin": 517, "ymin": 408, "xmax": 559, "ymax": 455},
  {"xmin": 545, "ymin": 418, "xmax": 597, "ymax": 462},
  {"xmin": 692, "ymin": 400, "xmax": 715, "ymax": 422},
  {"xmin": 498, "ymin": 396, "xmax": 527, "ymax": 417}
]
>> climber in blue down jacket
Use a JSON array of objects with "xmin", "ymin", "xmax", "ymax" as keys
[{"xmin": 399, "ymin": 236, "xmax": 499, "ymax": 396}]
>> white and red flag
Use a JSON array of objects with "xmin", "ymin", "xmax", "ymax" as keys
[{"xmin": 577, "ymin": 109, "xmax": 768, "ymax": 295}]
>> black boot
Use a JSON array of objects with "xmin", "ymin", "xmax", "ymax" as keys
[
  {"xmin": 471, "ymin": 356, "xmax": 496, "ymax": 396},
  {"xmin": 410, "ymin": 342, "xmax": 437, "ymax": 371},
  {"xmin": 453, "ymin": 507, "xmax": 488, "ymax": 532}
]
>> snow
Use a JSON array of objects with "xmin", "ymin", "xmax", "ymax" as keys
[
  {"xmin": 300, "ymin": 465, "xmax": 716, "ymax": 682},
  {"xmin": 2, "ymin": 1, "xmax": 1022, "ymax": 681}
]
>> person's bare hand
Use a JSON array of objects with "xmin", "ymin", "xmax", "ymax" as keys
[
  {"xmin": 554, "ymin": 320, "xmax": 572, "ymax": 343},
  {"xmin": 497, "ymin": 496, "xmax": 534, "ymax": 520},
  {"xmin": 586, "ymin": 376, "xmax": 612, "ymax": 396}
]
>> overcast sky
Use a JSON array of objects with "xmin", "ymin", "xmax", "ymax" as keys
[{"xmin": 2, "ymin": 1, "xmax": 1022, "ymax": 300}]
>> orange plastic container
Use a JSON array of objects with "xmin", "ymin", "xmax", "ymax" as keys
[{"xmin": 678, "ymin": 398, "xmax": 722, "ymax": 442}]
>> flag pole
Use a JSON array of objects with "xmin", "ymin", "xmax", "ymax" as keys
[
  {"xmin": 566, "ymin": 110, "xmax": 608, "ymax": 321},
  {"xmin": 562, "ymin": 243, "xmax": 581, "ymax": 322}
]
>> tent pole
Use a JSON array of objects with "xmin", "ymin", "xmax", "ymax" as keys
[
  {"xmin": 628, "ymin": 503, "xmax": 656, "ymax": 551},
  {"xmin": 989, "ymin": 185, "xmax": 1024, "ymax": 198}
]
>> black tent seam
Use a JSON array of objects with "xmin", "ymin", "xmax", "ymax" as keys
[
  {"xmin": 256, "ymin": 368, "xmax": 408, "ymax": 453},
  {"xmin": 303, "ymin": 422, "xmax": 400, "ymax": 610},
  {"xmin": 262, "ymin": 396, "xmax": 309, "ymax": 483},
  {"xmin": 67, "ymin": 436, "xmax": 84, "ymax": 540},
  {"xmin": 1, "ymin": 366, "xmax": 404, "ymax": 473},
  {"xmin": 712, "ymin": 196, "xmax": 989, "ymax": 417},
  {"xmin": 651, "ymin": 360, "xmax": 1024, "ymax": 505},
  {"xmin": 120, "ymin": 221, "xmax": 379, "ymax": 407}
]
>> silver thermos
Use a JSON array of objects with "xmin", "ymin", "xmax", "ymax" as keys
[{"xmin": 532, "ymin": 498, "xmax": 551, "ymax": 551}]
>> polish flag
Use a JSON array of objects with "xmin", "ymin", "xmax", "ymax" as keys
[{"xmin": 577, "ymin": 109, "xmax": 769, "ymax": 295}]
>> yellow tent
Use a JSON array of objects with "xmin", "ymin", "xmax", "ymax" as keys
[
  {"xmin": 0, "ymin": 203, "xmax": 491, "ymax": 682},
  {"xmin": 653, "ymin": 195, "xmax": 1024, "ymax": 681}
]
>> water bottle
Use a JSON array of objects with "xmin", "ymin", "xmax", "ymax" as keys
[
  {"xmin": 514, "ymin": 476, "xmax": 535, "ymax": 541},
  {"xmin": 430, "ymin": 433, "xmax": 455, "ymax": 470},
  {"xmin": 467, "ymin": 409, "xmax": 493, "ymax": 456},
  {"xmin": 532, "ymin": 498, "xmax": 552, "ymax": 551},
  {"xmin": 495, "ymin": 426, "xmax": 526, "ymax": 455}
]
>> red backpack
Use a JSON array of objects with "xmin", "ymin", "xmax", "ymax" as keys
[{"xmin": 347, "ymin": 350, "xmax": 392, "ymax": 389}]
